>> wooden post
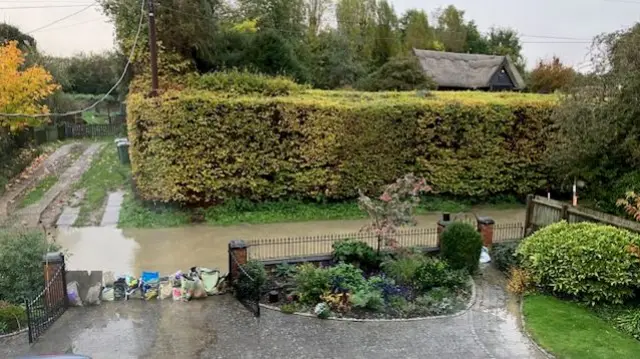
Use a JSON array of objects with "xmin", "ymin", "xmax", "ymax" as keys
[
  {"xmin": 561, "ymin": 204, "xmax": 569, "ymax": 221},
  {"xmin": 524, "ymin": 194, "xmax": 534, "ymax": 233}
]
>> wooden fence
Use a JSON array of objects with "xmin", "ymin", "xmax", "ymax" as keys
[
  {"xmin": 63, "ymin": 123, "xmax": 126, "ymax": 138},
  {"xmin": 524, "ymin": 195, "xmax": 640, "ymax": 234}
]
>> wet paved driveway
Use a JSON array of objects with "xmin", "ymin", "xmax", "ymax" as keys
[{"xmin": 2, "ymin": 267, "xmax": 544, "ymax": 359}]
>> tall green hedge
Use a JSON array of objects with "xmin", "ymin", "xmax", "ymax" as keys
[{"xmin": 127, "ymin": 90, "xmax": 556, "ymax": 203}]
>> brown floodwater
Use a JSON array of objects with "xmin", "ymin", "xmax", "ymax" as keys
[{"xmin": 55, "ymin": 207, "xmax": 525, "ymax": 277}]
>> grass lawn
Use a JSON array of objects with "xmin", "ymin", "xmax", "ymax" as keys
[
  {"xmin": 523, "ymin": 294, "xmax": 640, "ymax": 359},
  {"xmin": 73, "ymin": 143, "xmax": 130, "ymax": 226},
  {"xmin": 118, "ymin": 190, "xmax": 192, "ymax": 228},
  {"xmin": 18, "ymin": 175, "xmax": 58, "ymax": 208}
]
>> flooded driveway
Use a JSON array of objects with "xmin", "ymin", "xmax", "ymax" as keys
[
  {"xmin": 2, "ymin": 266, "xmax": 544, "ymax": 359},
  {"xmin": 56, "ymin": 208, "xmax": 525, "ymax": 275}
]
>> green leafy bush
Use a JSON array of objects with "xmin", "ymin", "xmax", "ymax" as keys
[
  {"xmin": 294, "ymin": 263, "xmax": 331, "ymax": 304},
  {"xmin": 0, "ymin": 230, "xmax": 59, "ymax": 304},
  {"xmin": 0, "ymin": 301, "xmax": 26, "ymax": 333},
  {"xmin": 518, "ymin": 222, "xmax": 640, "ymax": 304},
  {"xmin": 332, "ymin": 239, "xmax": 380, "ymax": 270},
  {"xmin": 356, "ymin": 56, "xmax": 436, "ymax": 92},
  {"xmin": 274, "ymin": 262, "xmax": 297, "ymax": 278},
  {"xmin": 414, "ymin": 258, "xmax": 467, "ymax": 292},
  {"xmin": 440, "ymin": 222, "xmax": 483, "ymax": 274},
  {"xmin": 235, "ymin": 260, "xmax": 266, "ymax": 300},
  {"xmin": 351, "ymin": 287, "xmax": 384, "ymax": 311},
  {"xmin": 128, "ymin": 90, "xmax": 556, "ymax": 203},
  {"xmin": 189, "ymin": 70, "xmax": 303, "ymax": 96},
  {"xmin": 491, "ymin": 241, "xmax": 521, "ymax": 272},
  {"xmin": 327, "ymin": 263, "xmax": 366, "ymax": 293},
  {"xmin": 280, "ymin": 303, "xmax": 298, "ymax": 314},
  {"xmin": 382, "ymin": 254, "xmax": 426, "ymax": 286}
]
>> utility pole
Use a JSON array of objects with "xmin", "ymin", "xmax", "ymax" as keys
[{"xmin": 148, "ymin": 0, "xmax": 159, "ymax": 96}]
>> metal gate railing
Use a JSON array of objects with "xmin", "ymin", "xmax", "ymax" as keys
[{"xmin": 25, "ymin": 253, "xmax": 68, "ymax": 343}]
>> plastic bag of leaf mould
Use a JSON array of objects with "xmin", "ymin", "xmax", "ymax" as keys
[
  {"xmin": 85, "ymin": 283, "xmax": 102, "ymax": 305},
  {"xmin": 67, "ymin": 281, "xmax": 83, "ymax": 307}
]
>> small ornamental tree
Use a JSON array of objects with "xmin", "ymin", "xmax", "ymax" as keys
[
  {"xmin": 358, "ymin": 173, "xmax": 432, "ymax": 252},
  {"xmin": 617, "ymin": 191, "xmax": 640, "ymax": 221},
  {"xmin": 0, "ymin": 41, "xmax": 59, "ymax": 131}
]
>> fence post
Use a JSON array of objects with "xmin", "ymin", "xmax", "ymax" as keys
[
  {"xmin": 561, "ymin": 204, "xmax": 569, "ymax": 221},
  {"xmin": 43, "ymin": 252, "xmax": 64, "ymax": 309},
  {"xmin": 524, "ymin": 194, "xmax": 534, "ymax": 233},
  {"xmin": 477, "ymin": 217, "xmax": 495, "ymax": 248},
  {"xmin": 437, "ymin": 213, "xmax": 452, "ymax": 249},
  {"xmin": 25, "ymin": 298, "xmax": 34, "ymax": 343},
  {"xmin": 229, "ymin": 240, "xmax": 248, "ymax": 282}
]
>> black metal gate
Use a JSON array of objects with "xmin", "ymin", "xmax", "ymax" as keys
[
  {"xmin": 25, "ymin": 253, "xmax": 68, "ymax": 343},
  {"xmin": 228, "ymin": 248, "xmax": 261, "ymax": 317}
]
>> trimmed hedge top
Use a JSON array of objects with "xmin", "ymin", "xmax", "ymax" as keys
[{"xmin": 127, "ymin": 87, "xmax": 556, "ymax": 204}]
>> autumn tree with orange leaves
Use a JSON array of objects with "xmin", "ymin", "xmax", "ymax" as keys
[{"xmin": 0, "ymin": 41, "xmax": 59, "ymax": 131}]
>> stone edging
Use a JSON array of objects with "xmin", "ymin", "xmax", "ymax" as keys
[
  {"xmin": 0, "ymin": 327, "xmax": 27, "ymax": 340},
  {"xmin": 260, "ymin": 276, "xmax": 476, "ymax": 322},
  {"xmin": 519, "ymin": 297, "xmax": 556, "ymax": 359}
]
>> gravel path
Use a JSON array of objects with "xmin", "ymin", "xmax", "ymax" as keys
[
  {"xmin": 1, "ymin": 266, "xmax": 545, "ymax": 359},
  {"xmin": 13, "ymin": 143, "xmax": 104, "ymax": 227}
]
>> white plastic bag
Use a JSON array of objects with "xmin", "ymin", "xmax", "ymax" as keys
[
  {"xmin": 101, "ymin": 287, "xmax": 115, "ymax": 301},
  {"xmin": 67, "ymin": 281, "xmax": 83, "ymax": 307},
  {"xmin": 480, "ymin": 247, "xmax": 491, "ymax": 264},
  {"xmin": 159, "ymin": 280, "xmax": 173, "ymax": 300},
  {"xmin": 85, "ymin": 283, "xmax": 102, "ymax": 305}
]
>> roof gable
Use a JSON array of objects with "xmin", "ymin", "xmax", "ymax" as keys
[{"xmin": 412, "ymin": 49, "xmax": 525, "ymax": 90}]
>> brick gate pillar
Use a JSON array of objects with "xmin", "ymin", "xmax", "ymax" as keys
[
  {"xmin": 437, "ymin": 213, "xmax": 452, "ymax": 249},
  {"xmin": 228, "ymin": 240, "xmax": 248, "ymax": 281},
  {"xmin": 477, "ymin": 217, "xmax": 495, "ymax": 248},
  {"xmin": 43, "ymin": 252, "xmax": 67, "ymax": 308}
]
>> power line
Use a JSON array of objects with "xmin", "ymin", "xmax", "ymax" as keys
[
  {"xmin": 26, "ymin": 4, "xmax": 96, "ymax": 34},
  {"xmin": 30, "ymin": 17, "xmax": 106, "ymax": 34},
  {"xmin": 521, "ymin": 34, "xmax": 591, "ymax": 41},
  {"xmin": 0, "ymin": 4, "xmax": 93, "ymax": 9},
  {"xmin": 0, "ymin": 0, "xmax": 146, "ymax": 119}
]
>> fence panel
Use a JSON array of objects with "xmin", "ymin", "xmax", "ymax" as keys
[
  {"xmin": 64, "ymin": 123, "xmax": 125, "ymax": 138},
  {"xmin": 246, "ymin": 227, "xmax": 439, "ymax": 261},
  {"xmin": 493, "ymin": 223, "xmax": 525, "ymax": 243},
  {"xmin": 25, "ymin": 254, "xmax": 68, "ymax": 343}
]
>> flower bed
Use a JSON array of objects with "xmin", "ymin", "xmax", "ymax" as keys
[{"xmin": 259, "ymin": 240, "xmax": 473, "ymax": 320}]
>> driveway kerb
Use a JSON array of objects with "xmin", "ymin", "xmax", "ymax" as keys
[{"xmin": 259, "ymin": 276, "xmax": 477, "ymax": 322}]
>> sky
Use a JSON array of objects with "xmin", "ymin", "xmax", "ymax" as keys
[{"xmin": 3, "ymin": 0, "xmax": 640, "ymax": 70}]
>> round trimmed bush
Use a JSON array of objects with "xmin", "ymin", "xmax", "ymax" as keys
[
  {"xmin": 440, "ymin": 222, "xmax": 483, "ymax": 274},
  {"xmin": 518, "ymin": 221, "xmax": 640, "ymax": 305}
]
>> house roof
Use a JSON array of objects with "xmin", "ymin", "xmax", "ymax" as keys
[{"xmin": 412, "ymin": 49, "xmax": 525, "ymax": 90}]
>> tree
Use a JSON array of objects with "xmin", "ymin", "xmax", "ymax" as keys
[
  {"xmin": 306, "ymin": 0, "xmax": 333, "ymax": 38},
  {"xmin": 548, "ymin": 24, "xmax": 640, "ymax": 197},
  {"xmin": 464, "ymin": 21, "xmax": 490, "ymax": 54},
  {"xmin": 65, "ymin": 52, "xmax": 124, "ymax": 95},
  {"xmin": 435, "ymin": 5, "xmax": 467, "ymax": 53},
  {"xmin": 309, "ymin": 30, "xmax": 365, "ymax": 88},
  {"xmin": 238, "ymin": 0, "xmax": 306, "ymax": 39},
  {"xmin": 400, "ymin": 9, "xmax": 434, "ymax": 51},
  {"xmin": 529, "ymin": 57, "xmax": 575, "ymax": 93},
  {"xmin": 356, "ymin": 56, "xmax": 435, "ymax": 91},
  {"xmin": 371, "ymin": 0, "xmax": 399, "ymax": 67},
  {"xmin": 0, "ymin": 41, "xmax": 59, "ymax": 131},
  {"xmin": 245, "ymin": 29, "xmax": 310, "ymax": 82},
  {"xmin": 336, "ymin": 0, "xmax": 376, "ymax": 63},
  {"xmin": 487, "ymin": 27, "xmax": 525, "ymax": 73}
]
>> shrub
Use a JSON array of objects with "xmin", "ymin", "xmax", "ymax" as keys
[
  {"xmin": 382, "ymin": 254, "xmax": 426, "ymax": 286},
  {"xmin": 517, "ymin": 222, "xmax": 640, "ymax": 304},
  {"xmin": 188, "ymin": 70, "xmax": 303, "ymax": 96},
  {"xmin": 356, "ymin": 56, "xmax": 436, "ymax": 92},
  {"xmin": 611, "ymin": 309, "xmax": 640, "ymax": 340},
  {"xmin": 294, "ymin": 264, "xmax": 331, "ymax": 304},
  {"xmin": 280, "ymin": 303, "xmax": 298, "ymax": 314},
  {"xmin": 327, "ymin": 263, "xmax": 366, "ymax": 293},
  {"xmin": 332, "ymin": 239, "xmax": 380, "ymax": 270},
  {"xmin": 507, "ymin": 267, "xmax": 532, "ymax": 295},
  {"xmin": 491, "ymin": 241, "xmax": 521, "ymax": 272},
  {"xmin": 351, "ymin": 287, "xmax": 384, "ymax": 311},
  {"xmin": 414, "ymin": 258, "xmax": 467, "ymax": 292},
  {"xmin": 127, "ymin": 90, "xmax": 556, "ymax": 203},
  {"xmin": 235, "ymin": 260, "xmax": 266, "ymax": 300},
  {"xmin": 274, "ymin": 262, "xmax": 297, "ymax": 278},
  {"xmin": 0, "ymin": 230, "xmax": 59, "ymax": 304},
  {"xmin": 0, "ymin": 301, "xmax": 26, "ymax": 333},
  {"xmin": 440, "ymin": 222, "xmax": 483, "ymax": 274}
]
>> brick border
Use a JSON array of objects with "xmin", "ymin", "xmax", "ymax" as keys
[{"xmin": 259, "ymin": 276, "xmax": 476, "ymax": 322}]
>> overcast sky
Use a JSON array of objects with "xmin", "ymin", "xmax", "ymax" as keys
[{"xmin": 3, "ymin": 0, "xmax": 640, "ymax": 70}]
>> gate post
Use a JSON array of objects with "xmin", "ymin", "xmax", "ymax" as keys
[
  {"xmin": 437, "ymin": 213, "xmax": 452, "ymax": 249},
  {"xmin": 477, "ymin": 217, "xmax": 495, "ymax": 248},
  {"xmin": 43, "ymin": 252, "xmax": 65, "ymax": 309},
  {"xmin": 228, "ymin": 240, "xmax": 248, "ymax": 282}
]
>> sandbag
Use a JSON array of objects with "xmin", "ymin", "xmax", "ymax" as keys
[
  {"xmin": 101, "ymin": 287, "xmax": 115, "ymax": 302},
  {"xmin": 159, "ymin": 280, "xmax": 173, "ymax": 300},
  {"xmin": 85, "ymin": 283, "xmax": 102, "ymax": 305},
  {"xmin": 200, "ymin": 269, "xmax": 220, "ymax": 295},
  {"xmin": 67, "ymin": 281, "xmax": 83, "ymax": 307},
  {"xmin": 181, "ymin": 277, "xmax": 195, "ymax": 301}
]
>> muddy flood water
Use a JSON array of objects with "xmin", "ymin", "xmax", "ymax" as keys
[{"xmin": 56, "ymin": 208, "xmax": 525, "ymax": 276}]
